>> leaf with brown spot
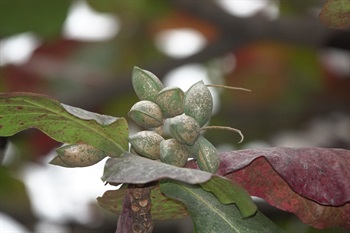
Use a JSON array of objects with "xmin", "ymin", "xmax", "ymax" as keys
[{"xmin": 0, "ymin": 92, "xmax": 128, "ymax": 157}]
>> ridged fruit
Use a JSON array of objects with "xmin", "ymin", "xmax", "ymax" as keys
[
  {"xmin": 184, "ymin": 80, "xmax": 213, "ymax": 127},
  {"xmin": 50, "ymin": 144, "xmax": 106, "ymax": 167},
  {"xmin": 155, "ymin": 86, "xmax": 185, "ymax": 118},
  {"xmin": 160, "ymin": 139, "xmax": 190, "ymax": 167},
  {"xmin": 129, "ymin": 131, "xmax": 164, "ymax": 159},
  {"xmin": 169, "ymin": 114, "xmax": 200, "ymax": 146},
  {"xmin": 128, "ymin": 100, "xmax": 163, "ymax": 128},
  {"xmin": 186, "ymin": 136, "xmax": 220, "ymax": 173},
  {"xmin": 132, "ymin": 66, "xmax": 164, "ymax": 101}
]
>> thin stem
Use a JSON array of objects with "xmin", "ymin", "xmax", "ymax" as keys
[
  {"xmin": 200, "ymin": 126, "xmax": 244, "ymax": 143},
  {"xmin": 206, "ymin": 84, "xmax": 252, "ymax": 92}
]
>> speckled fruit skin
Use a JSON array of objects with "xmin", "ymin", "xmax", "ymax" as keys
[
  {"xmin": 186, "ymin": 136, "xmax": 220, "ymax": 174},
  {"xmin": 132, "ymin": 66, "xmax": 164, "ymax": 102},
  {"xmin": 155, "ymin": 87, "xmax": 185, "ymax": 118},
  {"xmin": 128, "ymin": 100, "xmax": 163, "ymax": 128},
  {"xmin": 129, "ymin": 131, "xmax": 164, "ymax": 159},
  {"xmin": 51, "ymin": 144, "xmax": 106, "ymax": 167},
  {"xmin": 169, "ymin": 114, "xmax": 200, "ymax": 146},
  {"xmin": 129, "ymin": 69, "xmax": 222, "ymax": 172},
  {"xmin": 184, "ymin": 80, "xmax": 213, "ymax": 127},
  {"xmin": 160, "ymin": 139, "xmax": 190, "ymax": 167}
]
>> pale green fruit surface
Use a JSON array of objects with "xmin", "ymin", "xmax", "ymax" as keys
[
  {"xmin": 169, "ymin": 114, "xmax": 200, "ymax": 146},
  {"xmin": 155, "ymin": 86, "xmax": 185, "ymax": 118},
  {"xmin": 186, "ymin": 136, "xmax": 220, "ymax": 174},
  {"xmin": 132, "ymin": 66, "xmax": 164, "ymax": 101},
  {"xmin": 51, "ymin": 144, "xmax": 106, "ymax": 167},
  {"xmin": 184, "ymin": 80, "xmax": 213, "ymax": 127},
  {"xmin": 160, "ymin": 139, "xmax": 190, "ymax": 167},
  {"xmin": 128, "ymin": 100, "xmax": 163, "ymax": 128},
  {"xmin": 129, "ymin": 131, "xmax": 164, "ymax": 159}
]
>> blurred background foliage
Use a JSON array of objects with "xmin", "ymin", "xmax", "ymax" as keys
[{"xmin": 0, "ymin": 0, "xmax": 349, "ymax": 233}]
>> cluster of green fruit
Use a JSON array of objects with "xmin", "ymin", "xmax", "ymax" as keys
[{"xmin": 128, "ymin": 66, "xmax": 243, "ymax": 174}]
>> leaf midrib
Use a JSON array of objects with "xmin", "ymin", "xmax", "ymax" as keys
[
  {"xmin": 31, "ymin": 99, "xmax": 125, "ymax": 153},
  {"xmin": 179, "ymin": 184, "xmax": 241, "ymax": 233},
  {"xmin": 2, "ymin": 98, "xmax": 126, "ymax": 154}
]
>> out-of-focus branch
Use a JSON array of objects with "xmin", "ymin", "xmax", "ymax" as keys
[
  {"xmin": 57, "ymin": 0, "xmax": 347, "ymax": 110},
  {"xmin": 171, "ymin": 0, "xmax": 333, "ymax": 46}
]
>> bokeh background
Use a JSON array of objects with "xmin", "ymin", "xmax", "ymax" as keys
[{"xmin": 1, "ymin": 0, "xmax": 349, "ymax": 233}]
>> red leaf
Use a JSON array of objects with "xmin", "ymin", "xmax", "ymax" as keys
[{"xmin": 217, "ymin": 147, "xmax": 350, "ymax": 229}]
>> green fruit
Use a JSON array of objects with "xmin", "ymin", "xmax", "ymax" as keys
[
  {"xmin": 155, "ymin": 86, "xmax": 185, "ymax": 118},
  {"xmin": 129, "ymin": 131, "xmax": 164, "ymax": 159},
  {"xmin": 132, "ymin": 66, "xmax": 164, "ymax": 101},
  {"xmin": 50, "ymin": 144, "xmax": 106, "ymax": 167},
  {"xmin": 184, "ymin": 80, "xmax": 213, "ymax": 127},
  {"xmin": 186, "ymin": 136, "xmax": 220, "ymax": 174},
  {"xmin": 160, "ymin": 139, "xmax": 190, "ymax": 167},
  {"xmin": 169, "ymin": 114, "xmax": 200, "ymax": 146},
  {"xmin": 128, "ymin": 100, "xmax": 163, "ymax": 128}
]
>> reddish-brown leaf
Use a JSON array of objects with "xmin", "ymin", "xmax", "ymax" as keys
[
  {"xmin": 216, "ymin": 147, "xmax": 350, "ymax": 229},
  {"xmin": 218, "ymin": 147, "xmax": 350, "ymax": 205}
]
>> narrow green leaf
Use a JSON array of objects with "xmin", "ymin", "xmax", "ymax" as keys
[
  {"xmin": 200, "ymin": 176, "xmax": 257, "ymax": 218},
  {"xmin": 102, "ymin": 152, "xmax": 212, "ymax": 184},
  {"xmin": 0, "ymin": 93, "xmax": 128, "ymax": 156},
  {"xmin": 160, "ymin": 180, "xmax": 286, "ymax": 233},
  {"xmin": 50, "ymin": 144, "xmax": 107, "ymax": 167},
  {"xmin": 97, "ymin": 185, "xmax": 188, "ymax": 220}
]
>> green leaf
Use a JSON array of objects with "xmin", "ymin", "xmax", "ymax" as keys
[
  {"xmin": 0, "ymin": 93, "xmax": 128, "ymax": 157},
  {"xmin": 200, "ymin": 176, "xmax": 257, "ymax": 218},
  {"xmin": 50, "ymin": 144, "xmax": 107, "ymax": 167},
  {"xmin": 102, "ymin": 152, "xmax": 212, "ymax": 184},
  {"xmin": 97, "ymin": 185, "xmax": 188, "ymax": 220},
  {"xmin": 160, "ymin": 180, "xmax": 286, "ymax": 233},
  {"xmin": 0, "ymin": 166, "xmax": 32, "ymax": 216},
  {"xmin": 0, "ymin": 0, "xmax": 70, "ymax": 38},
  {"xmin": 320, "ymin": 0, "xmax": 350, "ymax": 30}
]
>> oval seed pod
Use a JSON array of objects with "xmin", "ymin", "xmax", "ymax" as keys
[
  {"xmin": 132, "ymin": 66, "xmax": 164, "ymax": 101},
  {"xmin": 155, "ymin": 86, "xmax": 185, "ymax": 118},
  {"xmin": 169, "ymin": 114, "xmax": 200, "ymax": 146},
  {"xmin": 186, "ymin": 136, "xmax": 220, "ymax": 174},
  {"xmin": 160, "ymin": 139, "xmax": 190, "ymax": 167},
  {"xmin": 128, "ymin": 100, "xmax": 163, "ymax": 128},
  {"xmin": 184, "ymin": 80, "xmax": 213, "ymax": 127},
  {"xmin": 50, "ymin": 144, "xmax": 106, "ymax": 167},
  {"xmin": 129, "ymin": 131, "xmax": 164, "ymax": 159}
]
